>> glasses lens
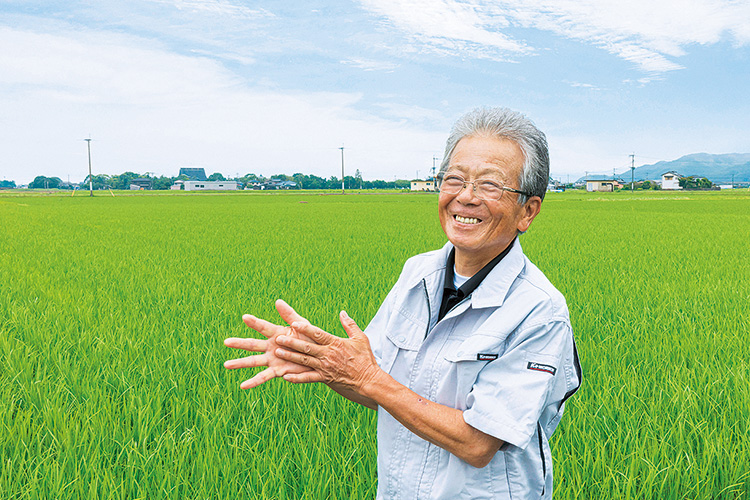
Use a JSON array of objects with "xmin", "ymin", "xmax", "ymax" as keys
[
  {"xmin": 440, "ymin": 176, "xmax": 464, "ymax": 194},
  {"xmin": 475, "ymin": 179, "xmax": 505, "ymax": 201}
]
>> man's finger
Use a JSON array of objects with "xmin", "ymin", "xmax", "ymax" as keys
[
  {"xmin": 224, "ymin": 337, "xmax": 268, "ymax": 353},
  {"xmin": 224, "ymin": 353, "xmax": 269, "ymax": 370},
  {"xmin": 276, "ymin": 335, "xmax": 325, "ymax": 357},
  {"xmin": 275, "ymin": 347, "xmax": 320, "ymax": 369},
  {"xmin": 290, "ymin": 321, "xmax": 335, "ymax": 345},
  {"xmin": 242, "ymin": 314, "xmax": 282, "ymax": 339},
  {"xmin": 240, "ymin": 367, "xmax": 278, "ymax": 389},
  {"xmin": 339, "ymin": 310, "xmax": 364, "ymax": 339},
  {"xmin": 275, "ymin": 299, "xmax": 308, "ymax": 325},
  {"xmin": 283, "ymin": 371, "xmax": 326, "ymax": 384}
]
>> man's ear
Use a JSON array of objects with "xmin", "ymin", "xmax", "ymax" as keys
[{"xmin": 517, "ymin": 196, "xmax": 542, "ymax": 233}]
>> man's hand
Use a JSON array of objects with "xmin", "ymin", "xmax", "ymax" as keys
[
  {"xmin": 223, "ymin": 299, "xmax": 325, "ymax": 389},
  {"xmin": 275, "ymin": 310, "xmax": 382, "ymax": 393}
]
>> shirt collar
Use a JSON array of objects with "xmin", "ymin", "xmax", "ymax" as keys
[
  {"xmin": 443, "ymin": 238, "xmax": 516, "ymax": 301},
  {"xmin": 405, "ymin": 238, "xmax": 526, "ymax": 310}
]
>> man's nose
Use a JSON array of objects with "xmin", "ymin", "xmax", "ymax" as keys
[{"xmin": 456, "ymin": 181, "xmax": 481, "ymax": 203}]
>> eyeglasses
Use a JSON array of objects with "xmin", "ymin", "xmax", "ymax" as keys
[{"xmin": 439, "ymin": 173, "xmax": 532, "ymax": 201}]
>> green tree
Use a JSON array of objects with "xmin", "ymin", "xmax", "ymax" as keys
[
  {"xmin": 208, "ymin": 172, "xmax": 226, "ymax": 181},
  {"xmin": 152, "ymin": 176, "xmax": 174, "ymax": 190},
  {"xmin": 29, "ymin": 176, "xmax": 62, "ymax": 189},
  {"xmin": 0, "ymin": 180, "xmax": 15, "ymax": 189}
]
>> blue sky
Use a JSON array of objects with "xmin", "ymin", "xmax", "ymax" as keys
[{"xmin": 1, "ymin": 0, "xmax": 748, "ymax": 184}]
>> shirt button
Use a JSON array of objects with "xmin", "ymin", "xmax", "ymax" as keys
[{"xmin": 398, "ymin": 335, "xmax": 406, "ymax": 342}]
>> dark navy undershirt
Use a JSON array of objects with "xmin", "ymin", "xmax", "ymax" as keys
[{"xmin": 438, "ymin": 238, "xmax": 516, "ymax": 322}]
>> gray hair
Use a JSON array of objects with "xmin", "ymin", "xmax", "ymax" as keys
[{"xmin": 438, "ymin": 107, "xmax": 549, "ymax": 203}]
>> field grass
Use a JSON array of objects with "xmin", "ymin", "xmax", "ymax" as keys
[{"xmin": 1, "ymin": 189, "xmax": 749, "ymax": 499}]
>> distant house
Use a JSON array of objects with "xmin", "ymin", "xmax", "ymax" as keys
[
  {"xmin": 178, "ymin": 167, "xmax": 208, "ymax": 181},
  {"xmin": 586, "ymin": 178, "xmax": 617, "ymax": 192},
  {"xmin": 411, "ymin": 180, "xmax": 436, "ymax": 192},
  {"xmin": 246, "ymin": 179, "xmax": 297, "ymax": 190},
  {"xmin": 661, "ymin": 171, "xmax": 682, "ymax": 190},
  {"xmin": 171, "ymin": 180, "xmax": 239, "ymax": 191},
  {"xmin": 130, "ymin": 178, "xmax": 152, "ymax": 190}
]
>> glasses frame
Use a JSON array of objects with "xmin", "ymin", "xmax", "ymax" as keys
[{"xmin": 439, "ymin": 174, "xmax": 533, "ymax": 201}]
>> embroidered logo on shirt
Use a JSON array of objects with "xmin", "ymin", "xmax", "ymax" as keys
[
  {"xmin": 527, "ymin": 361, "xmax": 557, "ymax": 375},
  {"xmin": 477, "ymin": 353, "xmax": 498, "ymax": 361}
]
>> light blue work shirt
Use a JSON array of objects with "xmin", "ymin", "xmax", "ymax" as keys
[{"xmin": 364, "ymin": 239, "xmax": 581, "ymax": 499}]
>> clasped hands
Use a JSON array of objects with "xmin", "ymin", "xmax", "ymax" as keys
[{"xmin": 224, "ymin": 299, "xmax": 380, "ymax": 393}]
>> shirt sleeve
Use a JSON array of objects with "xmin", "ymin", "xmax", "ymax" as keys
[{"xmin": 462, "ymin": 319, "xmax": 574, "ymax": 450}]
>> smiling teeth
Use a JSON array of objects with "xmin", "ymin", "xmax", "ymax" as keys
[{"xmin": 455, "ymin": 215, "xmax": 480, "ymax": 224}]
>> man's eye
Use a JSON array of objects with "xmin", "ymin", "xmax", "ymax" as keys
[
  {"xmin": 444, "ymin": 176, "xmax": 464, "ymax": 184},
  {"xmin": 478, "ymin": 180, "xmax": 502, "ymax": 190}
]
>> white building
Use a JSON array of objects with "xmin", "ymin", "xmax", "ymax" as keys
[
  {"xmin": 171, "ymin": 180, "xmax": 239, "ymax": 191},
  {"xmin": 586, "ymin": 179, "xmax": 620, "ymax": 192},
  {"xmin": 661, "ymin": 171, "xmax": 682, "ymax": 190},
  {"xmin": 411, "ymin": 180, "xmax": 436, "ymax": 192}
]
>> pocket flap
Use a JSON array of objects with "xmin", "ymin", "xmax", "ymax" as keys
[
  {"xmin": 444, "ymin": 334, "xmax": 504, "ymax": 362},
  {"xmin": 384, "ymin": 315, "xmax": 423, "ymax": 351}
]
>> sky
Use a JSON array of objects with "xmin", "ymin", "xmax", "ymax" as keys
[{"xmin": 1, "ymin": 0, "xmax": 749, "ymax": 185}]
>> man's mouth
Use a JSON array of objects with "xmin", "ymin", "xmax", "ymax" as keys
[{"xmin": 454, "ymin": 215, "xmax": 481, "ymax": 225}]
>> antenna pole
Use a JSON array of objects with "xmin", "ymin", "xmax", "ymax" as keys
[
  {"xmin": 630, "ymin": 153, "xmax": 635, "ymax": 192},
  {"xmin": 339, "ymin": 146, "xmax": 345, "ymax": 194},
  {"xmin": 433, "ymin": 156, "xmax": 438, "ymax": 191},
  {"xmin": 85, "ymin": 138, "xmax": 93, "ymax": 197}
]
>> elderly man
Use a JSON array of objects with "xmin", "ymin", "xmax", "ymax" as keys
[{"xmin": 225, "ymin": 107, "xmax": 581, "ymax": 499}]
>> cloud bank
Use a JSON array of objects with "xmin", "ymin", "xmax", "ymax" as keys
[{"xmin": 360, "ymin": 0, "xmax": 750, "ymax": 73}]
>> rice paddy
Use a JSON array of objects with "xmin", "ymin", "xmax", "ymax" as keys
[{"xmin": 1, "ymin": 189, "xmax": 749, "ymax": 499}]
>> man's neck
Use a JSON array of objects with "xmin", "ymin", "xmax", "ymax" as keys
[{"xmin": 455, "ymin": 243, "xmax": 512, "ymax": 276}]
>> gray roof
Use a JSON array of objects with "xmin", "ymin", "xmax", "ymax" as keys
[{"xmin": 179, "ymin": 168, "xmax": 207, "ymax": 181}]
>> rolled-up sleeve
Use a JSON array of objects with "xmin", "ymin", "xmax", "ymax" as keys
[{"xmin": 462, "ymin": 319, "xmax": 572, "ymax": 450}]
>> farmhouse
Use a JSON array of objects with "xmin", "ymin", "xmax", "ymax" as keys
[
  {"xmin": 178, "ymin": 167, "xmax": 208, "ymax": 181},
  {"xmin": 411, "ymin": 180, "xmax": 436, "ymax": 191},
  {"xmin": 586, "ymin": 178, "xmax": 620, "ymax": 192},
  {"xmin": 245, "ymin": 179, "xmax": 297, "ymax": 190},
  {"xmin": 130, "ymin": 178, "xmax": 152, "ymax": 190},
  {"xmin": 171, "ymin": 180, "xmax": 239, "ymax": 191},
  {"xmin": 661, "ymin": 171, "xmax": 682, "ymax": 190}
]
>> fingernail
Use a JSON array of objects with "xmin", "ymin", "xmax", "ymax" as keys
[{"xmin": 341, "ymin": 310, "xmax": 349, "ymax": 319}]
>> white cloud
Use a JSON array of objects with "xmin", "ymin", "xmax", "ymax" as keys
[
  {"xmin": 341, "ymin": 58, "xmax": 399, "ymax": 72},
  {"xmin": 145, "ymin": 0, "xmax": 273, "ymax": 19},
  {"xmin": 0, "ymin": 26, "xmax": 446, "ymax": 184},
  {"xmin": 360, "ymin": 0, "xmax": 750, "ymax": 73},
  {"xmin": 360, "ymin": 0, "xmax": 530, "ymax": 61}
]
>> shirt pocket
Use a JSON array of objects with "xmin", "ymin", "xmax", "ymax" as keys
[
  {"xmin": 379, "ymin": 310, "xmax": 424, "ymax": 374},
  {"xmin": 442, "ymin": 333, "xmax": 505, "ymax": 407}
]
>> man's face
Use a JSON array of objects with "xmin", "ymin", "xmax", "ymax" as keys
[{"xmin": 438, "ymin": 135, "xmax": 540, "ymax": 272}]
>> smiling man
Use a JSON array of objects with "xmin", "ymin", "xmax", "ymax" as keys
[{"xmin": 225, "ymin": 107, "xmax": 582, "ymax": 499}]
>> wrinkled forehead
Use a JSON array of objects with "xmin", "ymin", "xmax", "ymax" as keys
[{"xmin": 445, "ymin": 135, "xmax": 525, "ymax": 181}]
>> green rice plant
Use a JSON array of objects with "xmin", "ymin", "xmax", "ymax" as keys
[{"xmin": 1, "ymin": 189, "xmax": 748, "ymax": 499}]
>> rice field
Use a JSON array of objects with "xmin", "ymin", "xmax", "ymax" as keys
[{"xmin": 1, "ymin": 189, "xmax": 749, "ymax": 499}]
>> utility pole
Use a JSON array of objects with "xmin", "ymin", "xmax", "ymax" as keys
[
  {"xmin": 629, "ymin": 153, "xmax": 635, "ymax": 192},
  {"xmin": 85, "ymin": 137, "xmax": 93, "ymax": 197},
  {"xmin": 433, "ymin": 156, "xmax": 439, "ymax": 190},
  {"xmin": 339, "ymin": 146, "xmax": 345, "ymax": 194}
]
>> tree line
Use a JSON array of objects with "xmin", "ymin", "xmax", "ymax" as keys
[{"xmin": 23, "ymin": 170, "xmax": 414, "ymax": 190}]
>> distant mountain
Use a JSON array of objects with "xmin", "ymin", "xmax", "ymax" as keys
[{"xmin": 632, "ymin": 153, "xmax": 750, "ymax": 183}]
